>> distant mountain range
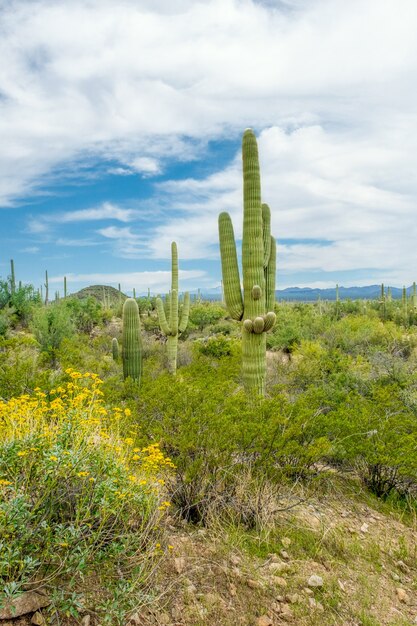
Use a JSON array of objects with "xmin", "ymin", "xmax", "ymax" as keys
[
  {"xmin": 73, "ymin": 284, "xmax": 414, "ymax": 303},
  {"xmin": 196, "ymin": 285, "xmax": 414, "ymax": 302}
]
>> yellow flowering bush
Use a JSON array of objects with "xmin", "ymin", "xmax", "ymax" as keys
[{"xmin": 0, "ymin": 370, "xmax": 173, "ymax": 623}]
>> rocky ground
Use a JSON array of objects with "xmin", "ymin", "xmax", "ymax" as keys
[{"xmin": 2, "ymin": 478, "xmax": 416, "ymax": 626}]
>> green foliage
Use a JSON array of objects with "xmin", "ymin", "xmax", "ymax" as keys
[
  {"xmin": 198, "ymin": 334, "xmax": 236, "ymax": 358},
  {"xmin": 188, "ymin": 302, "xmax": 225, "ymax": 331},
  {"xmin": 30, "ymin": 304, "xmax": 75, "ymax": 361},
  {"xmin": 64, "ymin": 295, "xmax": 106, "ymax": 333}
]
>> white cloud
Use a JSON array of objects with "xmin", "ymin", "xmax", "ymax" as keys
[
  {"xmin": 130, "ymin": 157, "xmax": 161, "ymax": 175},
  {"xmin": 49, "ymin": 269, "xmax": 207, "ymax": 293},
  {"xmin": 2, "ymin": 0, "xmax": 417, "ymax": 287},
  {"xmin": 1, "ymin": 0, "xmax": 416, "ymax": 208},
  {"xmin": 148, "ymin": 122, "xmax": 417, "ymax": 286}
]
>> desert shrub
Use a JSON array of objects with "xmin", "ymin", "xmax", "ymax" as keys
[
  {"xmin": 0, "ymin": 371, "xmax": 173, "ymax": 623},
  {"xmin": 188, "ymin": 302, "xmax": 225, "ymax": 331},
  {"xmin": 0, "ymin": 307, "xmax": 15, "ymax": 337},
  {"xmin": 322, "ymin": 384, "xmax": 417, "ymax": 497},
  {"xmin": 63, "ymin": 296, "xmax": 105, "ymax": 333},
  {"xmin": 209, "ymin": 319, "xmax": 237, "ymax": 335},
  {"xmin": 198, "ymin": 334, "xmax": 236, "ymax": 358},
  {"xmin": 127, "ymin": 354, "xmax": 331, "ymax": 524},
  {"xmin": 0, "ymin": 335, "xmax": 52, "ymax": 399},
  {"xmin": 31, "ymin": 304, "xmax": 75, "ymax": 362}
]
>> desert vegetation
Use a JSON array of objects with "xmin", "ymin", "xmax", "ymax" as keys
[{"xmin": 1, "ymin": 132, "xmax": 417, "ymax": 625}]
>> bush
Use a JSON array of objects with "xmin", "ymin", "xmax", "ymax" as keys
[
  {"xmin": 198, "ymin": 334, "xmax": 236, "ymax": 358},
  {"xmin": 188, "ymin": 302, "xmax": 225, "ymax": 331},
  {"xmin": 0, "ymin": 371, "xmax": 173, "ymax": 623},
  {"xmin": 31, "ymin": 304, "xmax": 75, "ymax": 362}
]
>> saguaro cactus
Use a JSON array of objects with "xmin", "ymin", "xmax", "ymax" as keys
[
  {"xmin": 218, "ymin": 129, "xmax": 276, "ymax": 396},
  {"xmin": 112, "ymin": 337, "xmax": 119, "ymax": 361},
  {"xmin": 44, "ymin": 270, "xmax": 49, "ymax": 306},
  {"xmin": 10, "ymin": 259, "xmax": 16, "ymax": 295},
  {"xmin": 122, "ymin": 298, "xmax": 142, "ymax": 382},
  {"xmin": 156, "ymin": 242, "xmax": 190, "ymax": 375}
]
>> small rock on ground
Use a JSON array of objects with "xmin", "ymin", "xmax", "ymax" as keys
[{"xmin": 308, "ymin": 574, "xmax": 324, "ymax": 588}]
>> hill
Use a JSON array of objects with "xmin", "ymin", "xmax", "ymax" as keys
[{"xmin": 72, "ymin": 284, "xmax": 127, "ymax": 305}]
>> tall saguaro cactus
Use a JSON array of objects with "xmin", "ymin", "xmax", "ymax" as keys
[
  {"xmin": 156, "ymin": 242, "xmax": 190, "ymax": 375},
  {"xmin": 122, "ymin": 298, "xmax": 142, "ymax": 382},
  {"xmin": 218, "ymin": 129, "xmax": 276, "ymax": 396}
]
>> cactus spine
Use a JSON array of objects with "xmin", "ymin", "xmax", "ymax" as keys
[
  {"xmin": 112, "ymin": 337, "xmax": 119, "ymax": 361},
  {"xmin": 10, "ymin": 259, "xmax": 15, "ymax": 295},
  {"xmin": 156, "ymin": 242, "xmax": 190, "ymax": 375},
  {"xmin": 122, "ymin": 298, "xmax": 142, "ymax": 382},
  {"xmin": 218, "ymin": 129, "xmax": 276, "ymax": 396}
]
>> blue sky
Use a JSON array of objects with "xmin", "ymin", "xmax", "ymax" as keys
[{"xmin": 1, "ymin": 0, "xmax": 417, "ymax": 295}]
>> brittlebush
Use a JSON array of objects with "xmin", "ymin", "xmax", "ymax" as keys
[{"xmin": 0, "ymin": 370, "xmax": 174, "ymax": 623}]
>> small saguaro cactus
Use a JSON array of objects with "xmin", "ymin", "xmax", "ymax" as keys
[
  {"xmin": 10, "ymin": 259, "xmax": 15, "ymax": 295},
  {"xmin": 122, "ymin": 298, "xmax": 142, "ymax": 382},
  {"xmin": 64, "ymin": 276, "xmax": 67, "ymax": 298},
  {"xmin": 156, "ymin": 242, "xmax": 190, "ymax": 375},
  {"xmin": 44, "ymin": 270, "xmax": 49, "ymax": 306},
  {"xmin": 412, "ymin": 282, "xmax": 417, "ymax": 308},
  {"xmin": 112, "ymin": 337, "xmax": 119, "ymax": 361},
  {"xmin": 218, "ymin": 129, "xmax": 276, "ymax": 396}
]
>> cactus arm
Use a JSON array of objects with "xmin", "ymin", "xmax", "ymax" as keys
[
  {"xmin": 178, "ymin": 292, "xmax": 190, "ymax": 333},
  {"xmin": 156, "ymin": 297, "xmax": 171, "ymax": 335},
  {"xmin": 218, "ymin": 212, "xmax": 244, "ymax": 320},
  {"xmin": 170, "ymin": 289, "xmax": 179, "ymax": 336},
  {"xmin": 262, "ymin": 204, "xmax": 271, "ymax": 268},
  {"xmin": 171, "ymin": 242, "xmax": 178, "ymax": 293},
  {"xmin": 265, "ymin": 235, "xmax": 276, "ymax": 313},
  {"xmin": 164, "ymin": 292, "xmax": 171, "ymax": 325}
]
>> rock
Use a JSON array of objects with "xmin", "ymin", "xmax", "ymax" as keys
[
  {"xmin": 396, "ymin": 560, "xmax": 409, "ymax": 573},
  {"xmin": 81, "ymin": 616, "xmax": 91, "ymax": 626},
  {"xmin": 230, "ymin": 554, "xmax": 242, "ymax": 566},
  {"xmin": 308, "ymin": 574, "xmax": 323, "ymax": 588},
  {"xmin": 280, "ymin": 550, "xmax": 290, "ymax": 560},
  {"xmin": 257, "ymin": 616, "xmax": 272, "ymax": 626},
  {"xmin": 360, "ymin": 523, "xmax": 369, "ymax": 533},
  {"xmin": 392, "ymin": 572, "xmax": 400, "ymax": 581},
  {"xmin": 396, "ymin": 588, "xmax": 409, "ymax": 603},
  {"xmin": 280, "ymin": 603, "xmax": 293, "ymax": 618},
  {"xmin": 31, "ymin": 613, "xmax": 46, "ymax": 625},
  {"xmin": 309, "ymin": 598, "xmax": 324, "ymax": 611},
  {"xmin": 127, "ymin": 612, "xmax": 141, "ymax": 625},
  {"xmin": 0, "ymin": 591, "xmax": 51, "ymax": 619},
  {"xmin": 174, "ymin": 557, "xmax": 186, "ymax": 574},
  {"xmin": 281, "ymin": 537, "xmax": 291, "ymax": 548},
  {"xmin": 286, "ymin": 593, "xmax": 301, "ymax": 604},
  {"xmin": 158, "ymin": 614, "xmax": 170, "ymax": 625},
  {"xmin": 303, "ymin": 587, "xmax": 313, "ymax": 595},
  {"xmin": 272, "ymin": 576, "xmax": 287, "ymax": 587},
  {"xmin": 268, "ymin": 562, "xmax": 289, "ymax": 574},
  {"xmin": 247, "ymin": 578, "xmax": 262, "ymax": 589}
]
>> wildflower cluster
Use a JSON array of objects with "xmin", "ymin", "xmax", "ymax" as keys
[{"xmin": 0, "ymin": 370, "xmax": 174, "ymax": 620}]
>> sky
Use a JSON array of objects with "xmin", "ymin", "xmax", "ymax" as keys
[{"xmin": 1, "ymin": 0, "xmax": 417, "ymax": 295}]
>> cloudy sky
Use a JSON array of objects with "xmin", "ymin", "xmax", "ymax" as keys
[{"xmin": 1, "ymin": 0, "xmax": 417, "ymax": 294}]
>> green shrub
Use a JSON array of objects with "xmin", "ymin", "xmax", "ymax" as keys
[
  {"xmin": 188, "ymin": 302, "xmax": 225, "ymax": 331},
  {"xmin": 31, "ymin": 304, "xmax": 75, "ymax": 362},
  {"xmin": 198, "ymin": 334, "xmax": 236, "ymax": 358},
  {"xmin": 0, "ymin": 373, "xmax": 172, "ymax": 623}
]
